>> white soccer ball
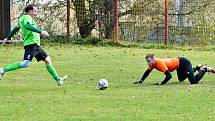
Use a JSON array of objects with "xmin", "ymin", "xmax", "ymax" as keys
[{"xmin": 98, "ymin": 79, "xmax": 108, "ymax": 90}]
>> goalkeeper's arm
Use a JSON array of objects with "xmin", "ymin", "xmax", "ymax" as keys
[
  {"xmin": 159, "ymin": 70, "xmax": 172, "ymax": 85},
  {"xmin": 139, "ymin": 69, "xmax": 152, "ymax": 83},
  {"xmin": 134, "ymin": 69, "xmax": 152, "ymax": 84}
]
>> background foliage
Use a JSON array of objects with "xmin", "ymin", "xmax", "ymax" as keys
[{"xmin": 10, "ymin": 0, "xmax": 215, "ymax": 46}]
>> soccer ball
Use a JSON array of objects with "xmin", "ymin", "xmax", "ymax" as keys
[{"xmin": 97, "ymin": 79, "xmax": 108, "ymax": 90}]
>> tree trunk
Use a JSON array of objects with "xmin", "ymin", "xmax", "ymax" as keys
[
  {"xmin": 103, "ymin": 0, "xmax": 115, "ymax": 39},
  {"xmin": 73, "ymin": 0, "xmax": 95, "ymax": 38}
]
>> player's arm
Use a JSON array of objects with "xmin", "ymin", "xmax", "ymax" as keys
[
  {"xmin": 156, "ymin": 70, "xmax": 172, "ymax": 85},
  {"xmin": 25, "ymin": 22, "xmax": 49, "ymax": 37},
  {"xmin": 134, "ymin": 69, "xmax": 152, "ymax": 84},
  {"xmin": 6, "ymin": 25, "xmax": 20, "ymax": 40},
  {"xmin": 23, "ymin": 15, "xmax": 49, "ymax": 37},
  {"xmin": 25, "ymin": 22, "xmax": 42, "ymax": 33}
]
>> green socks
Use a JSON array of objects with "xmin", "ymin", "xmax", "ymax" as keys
[
  {"xmin": 3, "ymin": 63, "xmax": 60, "ymax": 82},
  {"xmin": 3, "ymin": 62, "xmax": 22, "ymax": 72},
  {"xmin": 2, "ymin": 63, "xmax": 60, "ymax": 82},
  {"xmin": 46, "ymin": 64, "xmax": 60, "ymax": 81}
]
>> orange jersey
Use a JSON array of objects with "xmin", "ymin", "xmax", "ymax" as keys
[{"xmin": 148, "ymin": 58, "xmax": 180, "ymax": 73}]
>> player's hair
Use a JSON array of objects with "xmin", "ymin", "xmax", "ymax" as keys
[
  {"xmin": 146, "ymin": 54, "xmax": 154, "ymax": 59},
  {"xmin": 24, "ymin": 5, "xmax": 34, "ymax": 13}
]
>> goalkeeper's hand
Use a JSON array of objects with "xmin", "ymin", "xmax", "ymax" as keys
[{"xmin": 133, "ymin": 80, "xmax": 143, "ymax": 84}]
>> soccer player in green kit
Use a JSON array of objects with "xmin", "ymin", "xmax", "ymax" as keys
[{"xmin": 0, "ymin": 5, "xmax": 67, "ymax": 86}]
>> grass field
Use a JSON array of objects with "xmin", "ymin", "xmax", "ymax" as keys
[{"xmin": 0, "ymin": 44, "xmax": 215, "ymax": 121}]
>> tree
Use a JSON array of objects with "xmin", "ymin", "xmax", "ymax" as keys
[
  {"xmin": 103, "ymin": 0, "xmax": 116, "ymax": 39},
  {"xmin": 72, "ymin": 0, "xmax": 96, "ymax": 38}
]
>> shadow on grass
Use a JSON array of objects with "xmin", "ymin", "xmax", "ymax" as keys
[{"xmin": 132, "ymin": 81, "xmax": 200, "ymax": 88}]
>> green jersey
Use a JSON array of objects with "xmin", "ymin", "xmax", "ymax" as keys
[{"xmin": 18, "ymin": 15, "xmax": 41, "ymax": 46}]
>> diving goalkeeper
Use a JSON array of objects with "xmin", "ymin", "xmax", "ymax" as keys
[{"xmin": 134, "ymin": 54, "xmax": 212, "ymax": 85}]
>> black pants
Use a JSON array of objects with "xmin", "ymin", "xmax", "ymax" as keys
[
  {"xmin": 24, "ymin": 44, "xmax": 48, "ymax": 62},
  {"xmin": 177, "ymin": 57, "xmax": 206, "ymax": 84}
]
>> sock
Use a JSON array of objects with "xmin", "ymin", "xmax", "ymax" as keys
[
  {"xmin": 3, "ymin": 62, "xmax": 22, "ymax": 72},
  {"xmin": 46, "ymin": 64, "xmax": 60, "ymax": 81}
]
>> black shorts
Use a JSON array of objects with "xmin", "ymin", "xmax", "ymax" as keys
[
  {"xmin": 24, "ymin": 44, "xmax": 48, "ymax": 62},
  {"xmin": 177, "ymin": 57, "xmax": 193, "ymax": 82}
]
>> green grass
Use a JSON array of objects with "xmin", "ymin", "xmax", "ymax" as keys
[{"xmin": 0, "ymin": 44, "xmax": 215, "ymax": 121}]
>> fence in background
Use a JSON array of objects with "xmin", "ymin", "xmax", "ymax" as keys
[
  {"xmin": 119, "ymin": 0, "xmax": 215, "ymax": 46},
  {"xmin": 8, "ymin": 0, "xmax": 215, "ymax": 46}
]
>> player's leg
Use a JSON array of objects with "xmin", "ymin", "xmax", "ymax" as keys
[
  {"xmin": 177, "ymin": 57, "xmax": 206, "ymax": 84},
  {"xmin": 43, "ymin": 56, "xmax": 61, "ymax": 81},
  {"xmin": 177, "ymin": 68, "xmax": 187, "ymax": 82},
  {"xmin": 0, "ymin": 60, "xmax": 31, "ymax": 79},
  {"xmin": 35, "ymin": 46, "xmax": 67, "ymax": 86},
  {"xmin": 187, "ymin": 70, "xmax": 206, "ymax": 84},
  {"xmin": 177, "ymin": 57, "xmax": 191, "ymax": 82},
  {"xmin": 2, "ymin": 60, "xmax": 31, "ymax": 72},
  {"xmin": 187, "ymin": 64, "xmax": 207, "ymax": 84},
  {"xmin": 0, "ymin": 45, "xmax": 34, "ymax": 80},
  {"xmin": 43, "ymin": 56, "xmax": 67, "ymax": 86}
]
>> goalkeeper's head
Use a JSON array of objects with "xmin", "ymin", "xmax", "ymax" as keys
[{"xmin": 146, "ymin": 53, "xmax": 155, "ymax": 67}]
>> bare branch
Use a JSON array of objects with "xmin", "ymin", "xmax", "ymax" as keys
[
  {"xmin": 119, "ymin": 0, "xmax": 157, "ymax": 17},
  {"xmin": 169, "ymin": 0, "xmax": 214, "ymax": 16}
]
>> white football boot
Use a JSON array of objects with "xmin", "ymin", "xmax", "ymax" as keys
[
  {"xmin": 57, "ymin": 75, "xmax": 67, "ymax": 86},
  {"xmin": 0, "ymin": 68, "xmax": 5, "ymax": 80}
]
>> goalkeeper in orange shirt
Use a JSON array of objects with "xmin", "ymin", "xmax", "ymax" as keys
[{"xmin": 134, "ymin": 53, "xmax": 212, "ymax": 85}]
